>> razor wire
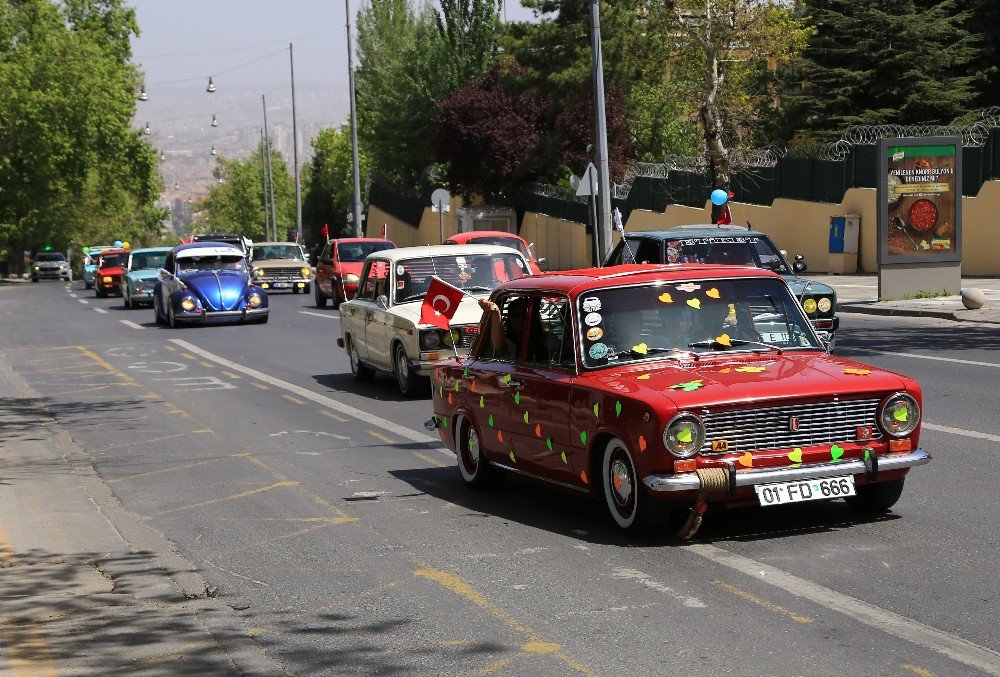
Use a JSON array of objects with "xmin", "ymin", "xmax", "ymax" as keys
[{"xmin": 841, "ymin": 122, "xmax": 991, "ymax": 147}]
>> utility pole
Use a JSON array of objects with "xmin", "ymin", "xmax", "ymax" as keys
[
  {"xmin": 262, "ymin": 94, "xmax": 277, "ymax": 241},
  {"xmin": 289, "ymin": 43, "xmax": 303, "ymax": 243},
  {"xmin": 345, "ymin": 0, "xmax": 363, "ymax": 237},
  {"xmin": 260, "ymin": 128, "xmax": 271, "ymax": 238},
  {"xmin": 589, "ymin": 0, "xmax": 612, "ymax": 262}
]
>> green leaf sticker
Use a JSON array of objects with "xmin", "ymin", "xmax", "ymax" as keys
[
  {"xmin": 442, "ymin": 418, "xmax": 448, "ymax": 428},
  {"xmin": 893, "ymin": 407, "xmax": 908, "ymax": 423},
  {"xmin": 546, "ymin": 437, "xmax": 553, "ymax": 450},
  {"xmin": 676, "ymin": 427, "xmax": 693, "ymax": 443},
  {"xmin": 479, "ymin": 395, "xmax": 485, "ymax": 408},
  {"xmin": 509, "ymin": 451, "xmax": 516, "ymax": 464},
  {"xmin": 670, "ymin": 379, "xmax": 704, "ymax": 392},
  {"xmin": 523, "ymin": 411, "xmax": 529, "ymax": 424},
  {"xmin": 615, "ymin": 401, "xmax": 622, "ymax": 417},
  {"xmin": 560, "ymin": 451, "xmax": 568, "ymax": 464},
  {"xmin": 454, "ymin": 381, "xmax": 460, "ymax": 392},
  {"xmin": 830, "ymin": 444, "xmax": 844, "ymax": 460},
  {"xmin": 593, "ymin": 403, "xmax": 600, "ymax": 418},
  {"xmin": 501, "ymin": 374, "xmax": 512, "ymax": 384},
  {"xmin": 579, "ymin": 431, "xmax": 587, "ymax": 444},
  {"xmin": 864, "ymin": 449, "xmax": 871, "ymax": 460},
  {"xmin": 514, "ymin": 391, "xmax": 520, "ymax": 405},
  {"xmin": 463, "ymin": 367, "xmax": 470, "ymax": 378},
  {"xmin": 439, "ymin": 386, "xmax": 443, "ymax": 398},
  {"xmin": 488, "ymin": 414, "xmax": 494, "ymax": 427}
]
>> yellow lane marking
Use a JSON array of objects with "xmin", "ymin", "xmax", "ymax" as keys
[
  {"xmin": 0, "ymin": 520, "xmax": 14, "ymax": 563},
  {"xmin": 476, "ymin": 658, "xmax": 513, "ymax": 675},
  {"xmin": 198, "ymin": 360, "xmax": 215, "ymax": 369},
  {"xmin": 247, "ymin": 627, "xmax": 265, "ymax": 636},
  {"xmin": 3, "ymin": 625, "xmax": 58, "ymax": 677},
  {"xmin": 211, "ymin": 521, "xmax": 356, "ymax": 559},
  {"xmin": 233, "ymin": 453, "xmax": 355, "ymax": 522},
  {"xmin": 413, "ymin": 567, "xmax": 596, "ymax": 676},
  {"xmin": 95, "ymin": 432, "xmax": 193, "ymax": 451},
  {"xmin": 74, "ymin": 346, "xmax": 133, "ymax": 381},
  {"xmin": 192, "ymin": 428, "xmax": 214, "ymax": 434},
  {"xmin": 414, "ymin": 451, "xmax": 447, "ymax": 468},
  {"xmin": 711, "ymin": 580, "xmax": 814, "ymax": 624},
  {"xmin": 106, "ymin": 459, "xmax": 216, "ymax": 485},
  {"xmin": 368, "ymin": 430, "xmax": 394, "ymax": 444},
  {"xmin": 180, "ymin": 352, "xmax": 197, "ymax": 360},
  {"xmin": 43, "ymin": 384, "xmax": 138, "ymax": 397},
  {"xmin": 221, "ymin": 370, "xmax": 242, "ymax": 380},
  {"xmin": 21, "ymin": 353, "xmax": 86, "ymax": 365},
  {"xmin": 154, "ymin": 482, "xmax": 300, "ymax": 516},
  {"xmin": 250, "ymin": 381, "xmax": 270, "ymax": 390},
  {"xmin": 282, "ymin": 394, "xmax": 305, "ymax": 405},
  {"xmin": 319, "ymin": 410, "xmax": 349, "ymax": 423},
  {"xmin": 902, "ymin": 665, "xmax": 937, "ymax": 677},
  {"xmin": 127, "ymin": 640, "xmax": 220, "ymax": 669}
]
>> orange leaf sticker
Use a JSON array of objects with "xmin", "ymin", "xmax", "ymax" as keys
[
  {"xmin": 470, "ymin": 380, "xmax": 476, "ymax": 392},
  {"xmin": 638, "ymin": 435, "xmax": 647, "ymax": 452},
  {"xmin": 738, "ymin": 452, "xmax": 753, "ymax": 468},
  {"xmin": 580, "ymin": 470, "xmax": 589, "ymax": 484},
  {"xmin": 715, "ymin": 333, "xmax": 732, "ymax": 347},
  {"xmin": 497, "ymin": 431, "xmax": 504, "ymax": 443},
  {"xmin": 843, "ymin": 368, "xmax": 872, "ymax": 376},
  {"xmin": 447, "ymin": 393, "xmax": 453, "ymax": 404},
  {"xmin": 534, "ymin": 424, "xmax": 542, "ymax": 438},
  {"xmin": 637, "ymin": 374, "xmax": 651, "ymax": 380},
  {"xmin": 658, "ymin": 292, "xmax": 673, "ymax": 304},
  {"xmin": 719, "ymin": 368, "xmax": 731, "ymax": 374},
  {"xmin": 706, "ymin": 287, "xmax": 721, "ymax": 299}
]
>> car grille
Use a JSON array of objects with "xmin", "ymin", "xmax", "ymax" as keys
[
  {"xmin": 453, "ymin": 324, "xmax": 478, "ymax": 349},
  {"xmin": 259, "ymin": 267, "xmax": 303, "ymax": 280},
  {"xmin": 700, "ymin": 398, "xmax": 882, "ymax": 455}
]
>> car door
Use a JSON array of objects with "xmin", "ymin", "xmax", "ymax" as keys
[
  {"xmin": 343, "ymin": 259, "xmax": 377, "ymax": 361},
  {"xmin": 364, "ymin": 259, "xmax": 393, "ymax": 368},
  {"xmin": 317, "ymin": 242, "xmax": 335, "ymax": 296},
  {"xmin": 157, "ymin": 252, "xmax": 175, "ymax": 310},
  {"xmin": 508, "ymin": 295, "xmax": 580, "ymax": 485}
]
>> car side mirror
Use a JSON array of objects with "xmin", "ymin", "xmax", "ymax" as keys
[
  {"xmin": 779, "ymin": 249, "xmax": 788, "ymax": 257},
  {"xmin": 376, "ymin": 295, "xmax": 388, "ymax": 310},
  {"xmin": 793, "ymin": 254, "xmax": 807, "ymax": 273},
  {"xmin": 537, "ymin": 257, "xmax": 547, "ymax": 266}
]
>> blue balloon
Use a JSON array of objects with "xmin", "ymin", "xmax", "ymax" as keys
[
  {"xmin": 710, "ymin": 189, "xmax": 729, "ymax": 206},
  {"xmin": 114, "ymin": 240, "xmax": 123, "ymax": 248}
]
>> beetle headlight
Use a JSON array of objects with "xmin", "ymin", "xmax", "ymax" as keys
[
  {"xmin": 180, "ymin": 297, "xmax": 197, "ymax": 311},
  {"xmin": 420, "ymin": 330, "xmax": 441, "ymax": 350},
  {"xmin": 817, "ymin": 297, "xmax": 832, "ymax": 313},
  {"xmin": 300, "ymin": 267, "xmax": 311, "ymax": 278},
  {"xmin": 248, "ymin": 293, "xmax": 263, "ymax": 308},
  {"xmin": 345, "ymin": 273, "xmax": 359, "ymax": 284},
  {"xmin": 662, "ymin": 413, "xmax": 705, "ymax": 458},
  {"xmin": 879, "ymin": 393, "xmax": 920, "ymax": 438},
  {"xmin": 802, "ymin": 298, "xmax": 817, "ymax": 314}
]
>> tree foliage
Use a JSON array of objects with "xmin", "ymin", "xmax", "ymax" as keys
[
  {"xmin": 302, "ymin": 124, "xmax": 372, "ymax": 240},
  {"xmin": 0, "ymin": 0, "xmax": 162, "ymax": 271},
  {"xmin": 201, "ymin": 142, "xmax": 294, "ymax": 241}
]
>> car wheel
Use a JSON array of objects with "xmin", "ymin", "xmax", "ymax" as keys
[
  {"xmin": 394, "ymin": 343, "xmax": 427, "ymax": 397},
  {"xmin": 602, "ymin": 437, "xmax": 668, "ymax": 533},
  {"xmin": 154, "ymin": 298, "xmax": 166, "ymax": 325},
  {"xmin": 30, "ymin": 277, "xmax": 38, "ymax": 283},
  {"xmin": 291, "ymin": 286, "xmax": 300, "ymax": 294},
  {"xmin": 457, "ymin": 416, "xmax": 495, "ymax": 487},
  {"xmin": 314, "ymin": 282, "xmax": 328, "ymax": 308},
  {"xmin": 123, "ymin": 294, "xmax": 132, "ymax": 309},
  {"xmin": 303, "ymin": 283, "xmax": 311, "ymax": 294},
  {"xmin": 85, "ymin": 281, "xmax": 92, "ymax": 289},
  {"xmin": 168, "ymin": 304, "xmax": 178, "ymax": 328},
  {"xmin": 845, "ymin": 477, "xmax": 905, "ymax": 514},
  {"xmin": 331, "ymin": 283, "xmax": 342, "ymax": 310},
  {"xmin": 255, "ymin": 315, "xmax": 269, "ymax": 324},
  {"xmin": 348, "ymin": 337, "xmax": 373, "ymax": 381}
]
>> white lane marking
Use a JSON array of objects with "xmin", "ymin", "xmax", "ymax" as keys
[
  {"xmin": 95, "ymin": 308, "xmax": 109, "ymax": 314},
  {"xmin": 168, "ymin": 339, "xmax": 445, "ymax": 452},
  {"xmin": 881, "ymin": 351, "xmax": 1000, "ymax": 369},
  {"xmin": 120, "ymin": 320, "xmax": 143, "ymax": 329},
  {"xmin": 684, "ymin": 543, "xmax": 1000, "ymax": 675},
  {"xmin": 78, "ymin": 299, "xmax": 89, "ymax": 304},
  {"xmin": 922, "ymin": 422, "xmax": 1000, "ymax": 443},
  {"xmin": 69, "ymin": 293, "xmax": 78, "ymax": 298},
  {"xmin": 300, "ymin": 310, "xmax": 340, "ymax": 320},
  {"xmin": 612, "ymin": 568, "xmax": 706, "ymax": 608}
]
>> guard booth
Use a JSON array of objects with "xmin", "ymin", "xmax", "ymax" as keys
[{"xmin": 828, "ymin": 214, "xmax": 859, "ymax": 274}]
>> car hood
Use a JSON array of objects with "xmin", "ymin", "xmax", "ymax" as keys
[
  {"xmin": 592, "ymin": 352, "xmax": 910, "ymax": 411},
  {"xmin": 783, "ymin": 275, "xmax": 835, "ymax": 297},
  {"xmin": 254, "ymin": 259, "xmax": 307, "ymax": 269},
  {"xmin": 126, "ymin": 269, "xmax": 160, "ymax": 282},
  {"xmin": 97, "ymin": 266, "xmax": 124, "ymax": 276},
  {"xmin": 389, "ymin": 295, "xmax": 486, "ymax": 327},
  {"xmin": 178, "ymin": 270, "xmax": 249, "ymax": 312}
]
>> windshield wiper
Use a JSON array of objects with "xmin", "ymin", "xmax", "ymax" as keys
[
  {"xmin": 607, "ymin": 346, "xmax": 700, "ymax": 362},
  {"xmin": 460, "ymin": 285, "xmax": 493, "ymax": 293},
  {"xmin": 397, "ymin": 293, "xmax": 426, "ymax": 303},
  {"xmin": 688, "ymin": 338, "xmax": 783, "ymax": 354}
]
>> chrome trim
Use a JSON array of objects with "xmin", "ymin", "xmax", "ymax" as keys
[
  {"xmin": 878, "ymin": 392, "xmax": 921, "ymax": 438},
  {"xmin": 178, "ymin": 307, "xmax": 269, "ymax": 319},
  {"xmin": 643, "ymin": 449, "xmax": 930, "ymax": 493},
  {"xmin": 490, "ymin": 461, "xmax": 590, "ymax": 493}
]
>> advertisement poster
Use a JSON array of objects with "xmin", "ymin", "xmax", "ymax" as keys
[{"xmin": 878, "ymin": 138, "xmax": 962, "ymax": 263}]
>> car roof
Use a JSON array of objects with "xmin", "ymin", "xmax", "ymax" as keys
[
  {"xmin": 496, "ymin": 263, "xmax": 780, "ymax": 296},
  {"xmin": 331, "ymin": 237, "xmax": 393, "ymax": 244},
  {"xmin": 446, "ymin": 231, "xmax": 526, "ymax": 241},
  {"xmin": 252, "ymin": 241, "xmax": 302, "ymax": 246},
  {"xmin": 129, "ymin": 247, "xmax": 172, "ymax": 254},
  {"xmin": 623, "ymin": 225, "xmax": 769, "ymax": 239},
  {"xmin": 366, "ymin": 243, "xmax": 526, "ymax": 263},
  {"xmin": 97, "ymin": 249, "xmax": 128, "ymax": 256},
  {"xmin": 172, "ymin": 242, "xmax": 243, "ymax": 255}
]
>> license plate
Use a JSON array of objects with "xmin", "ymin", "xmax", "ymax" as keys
[
  {"xmin": 756, "ymin": 475, "xmax": 855, "ymax": 506},
  {"xmin": 273, "ymin": 282, "xmax": 290, "ymax": 288}
]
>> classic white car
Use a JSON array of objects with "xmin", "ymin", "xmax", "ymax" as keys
[{"xmin": 337, "ymin": 244, "xmax": 532, "ymax": 396}]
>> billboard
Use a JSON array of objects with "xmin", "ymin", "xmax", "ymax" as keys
[{"xmin": 877, "ymin": 137, "xmax": 962, "ymax": 264}]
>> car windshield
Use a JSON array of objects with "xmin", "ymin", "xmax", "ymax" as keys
[
  {"xmin": 393, "ymin": 253, "xmax": 529, "ymax": 304},
  {"xmin": 98, "ymin": 254, "xmax": 125, "ymax": 268},
  {"xmin": 338, "ymin": 241, "xmax": 394, "ymax": 262},
  {"xmin": 251, "ymin": 245, "xmax": 304, "ymax": 262},
  {"xmin": 129, "ymin": 252, "xmax": 167, "ymax": 270},
  {"xmin": 664, "ymin": 235, "xmax": 790, "ymax": 274},
  {"xmin": 579, "ymin": 277, "xmax": 821, "ymax": 369},
  {"xmin": 177, "ymin": 254, "xmax": 246, "ymax": 273},
  {"xmin": 35, "ymin": 253, "xmax": 65, "ymax": 262},
  {"xmin": 465, "ymin": 236, "xmax": 530, "ymax": 258}
]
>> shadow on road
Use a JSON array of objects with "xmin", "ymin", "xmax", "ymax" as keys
[{"xmin": 839, "ymin": 317, "xmax": 1000, "ymax": 355}]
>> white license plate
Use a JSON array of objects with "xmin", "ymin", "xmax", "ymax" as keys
[
  {"xmin": 273, "ymin": 282, "xmax": 290, "ymax": 288},
  {"xmin": 755, "ymin": 475, "xmax": 855, "ymax": 506}
]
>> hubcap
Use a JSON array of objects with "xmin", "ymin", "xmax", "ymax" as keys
[
  {"xmin": 610, "ymin": 458, "xmax": 633, "ymax": 506},
  {"xmin": 466, "ymin": 428, "xmax": 480, "ymax": 471},
  {"xmin": 396, "ymin": 350, "xmax": 408, "ymax": 390},
  {"xmin": 350, "ymin": 344, "xmax": 360, "ymax": 372}
]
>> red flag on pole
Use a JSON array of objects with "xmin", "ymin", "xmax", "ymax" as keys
[
  {"xmin": 420, "ymin": 277, "xmax": 465, "ymax": 330},
  {"xmin": 381, "ymin": 223, "xmax": 387, "ymax": 239},
  {"xmin": 320, "ymin": 224, "xmax": 329, "ymax": 236}
]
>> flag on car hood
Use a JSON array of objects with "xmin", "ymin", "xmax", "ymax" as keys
[{"xmin": 420, "ymin": 276, "xmax": 465, "ymax": 330}]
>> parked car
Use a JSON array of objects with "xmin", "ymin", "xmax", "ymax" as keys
[
  {"xmin": 30, "ymin": 252, "xmax": 71, "ymax": 282},
  {"xmin": 427, "ymin": 264, "xmax": 929, "ymax": 533},
  {"xmin": 314, "ymin": 238, "xmax": 395, "ymax": 308},
  {"xmin": 153, "ymin": 242, "xmax": 268, "ymax": 327},
  {"xmin": 250, "ymin": 241, "xmax": 313, "ymax": 293},
  {"xmin": 445, "ymin": 230, "xmax": 545, "ymax": 274},
  {"xmin": 94, "ymin": 249, "xmax": 129, "ymax": 297},
  {"xmin": 605, "ymin": 226, "xmax": 839, "ymax": 348},
  {"xmin": 336, "ymin": 244, "xmax": 531, "ymax": 396},
  {"xmin": 121, "ymin": 247, "xmax": 171, "ymax": 308}
]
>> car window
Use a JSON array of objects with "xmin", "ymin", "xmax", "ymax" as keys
[
  {"xmin": 129, "ymin": 252, "xmax": 167, "ymax": 270},
  {"xmin": 358, "ymin": 260, "xmax": 389, "ymax": 301},
  {"xmin": 393, "ymin": 253, "xmax": 528, "ymax": 304},
  {"xmin": 479, "ymin": 295, "xmax": 531, "ymax": 363},
  {"xmin": 524, "ymin": 296, "xmax": 575, "ymax": 370},
  {"xmin": 606, "ymin": 240, "xmax": 626, "ymax": 266},
  {"xmin": 164, "ymin": 253, "xmax": 174, "ymax": 273},
  {"xmin": 665, "ymin": 236, "xmax": 790, "ymax": 273},
  {"xmin": 338, "ymin": 241, "xmax": 394, "ymax": 262},
  {"xmin": 634, "ymin": 239, "xmax": 660, "ymax": 264},
  {"xmin": 98, "ymin": 254, "xmax": 125, "ymax": 268},
  {"xmin": 466, "ymin": 236, "xmax": 530, "ymax": 258},
  {"xmin": 176, "ymin": 254, "xmax": 246, "ymax": 273},
  {"xmin": 251, "ymin": 245, "xmax": 304, "ymax": 261},
  {"xmin": 35, "ymin": 253, "xmax": 65, "ymax": 262}
]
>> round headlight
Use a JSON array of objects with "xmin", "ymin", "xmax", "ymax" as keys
[
  {"xmin": 879, "ymin": 393, "xmax": 920, "ymax": 438},
  {"xmin": 802, "ymin": 298, "xmax": 817, "ymax": 314},
  {"xmin": 252, "ymin": 267, "xmax": 263, "ymax": 278},
  {"xmin": 817, "ymin": 297, "xmax": 832, "ymax": 313},
  {"xmin": 248, "ymin": 293, "xmax": 263, "ymax": 308},
  {"xmin": 345, "ymin": 273, "xmax": 360, "ymax": 284},
  {"xmin": 102, "ymin": 276, "xmax": 112, "ymax": 283},
  {"xmin": 441, "ymin": 329, "xmax": 461, "ymax": 347},
  {"xmin": 662, "ymin": 413, "xmax": 705, "ymax": 458},
  {"xmin": 300, "ymin": 267, "xmax": 311, "ymax": 278},
  {"xmin": 33, "ymin": 266, "xmax": 40, "ymax": 271},
  {"xmin": 421, "ymin": 330, "xmax": 441, "ymax": 350},
  {"xmin": 180, "ymin": 297, "xmax": 196, "ymax": 311}
]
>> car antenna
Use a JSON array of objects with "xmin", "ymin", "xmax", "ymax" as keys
[
  {"xmin": 746, "ymin": 220, "xmax": 753, "ymax": 231},
  {"xmin": 613, "ymin": 208, "xmax": 636, "ymax": 264}
]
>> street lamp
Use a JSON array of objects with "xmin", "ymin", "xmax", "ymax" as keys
[
  {"xmin": 210, "ymin": 145, "xmax": 217, "ymax": 156},
  {"xmin": 143, "ymin": 122, "xmax": 151, "ymax": 135},
  {"xmin": 138, "ymin": 86, "xmax": 149, "ymax": 101},
  {"xmin": 206, "ymin": 76, "xmax": 216, "ymax": 93},
  {"xmin": 211, "ymin": 114, "xmax": 219, "ymax": 127},
  {"xmin": 344, "ymin": 0, "xmax": 363, "ymax": 237}
]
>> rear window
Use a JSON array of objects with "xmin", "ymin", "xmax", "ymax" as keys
[
  {"xmin": 338, "ymin": 241, "xmax": 395, "ymax": 262},
  {"xmin": 466, "ymin": 236, "xmax": 530, "ymax": 258},
  {"xmin": 667, "ymin": 236, "xmax": 790, "ymax": 274},
  {"xmin": 393, "ymin": 253, "xmax": 528, "ymax": 304},
  {"xmin": 35, "ymin": 253, "xmax": 65, "ymax": 262}
]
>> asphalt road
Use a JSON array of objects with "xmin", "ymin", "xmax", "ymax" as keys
[{"xmin": 1, "ymin": 280, "xmax": 998, "ymax": 676}]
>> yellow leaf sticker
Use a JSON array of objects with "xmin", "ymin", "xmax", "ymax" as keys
[
  {"xmin": 676, "ymin": 427, "xmax": 693, "ymax": 443},
  {"xmin": 637, "ymin": 374, "xmax": 651, "ymax": 380},
  {"xmin": 658, "ymin": 292, "xmax": 673, "ymax": 303},
  {"xmin": 706, "ymin": 287, "xmax": 721, "ymax": 299},
  {"xmin": 893, "ymin": 407, "xmax": 908, "ymax": 422},
  {"xmin": 734, "ymin": 365, "xmax": 766, "ymax": 373},
  {"xmin": 632, "ymin": 343, "xmax": 648, "ymax": 355},
  {"xmin": 687, "ymin": 298, "xmax": 701, "ymax": 310},
  {"xmin": 715, "ymin": 333, "xmax": 732, "ymax": 346}
]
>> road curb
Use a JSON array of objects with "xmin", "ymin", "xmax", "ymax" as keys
[{"xmin": 839, "ymin": 303, "xmax": 1000, "ymax": 324}]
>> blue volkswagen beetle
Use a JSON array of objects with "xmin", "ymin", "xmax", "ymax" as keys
[
  {"xmin": 153, "ymin": 242, "xmax": 269, "ymax": 327},
  {"xmin": 121, "ymin": 246, "xmax": 171, "ymax": 309}
]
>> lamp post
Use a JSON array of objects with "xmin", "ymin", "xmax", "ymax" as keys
[
  {"xmin": 260, "ymin": 128, "xmax": 271, "ymax": 239},
  {"xmin": 261, "ymin": 95, "xmax": 277, "ymax": 241},
  {"xmin": 589, "ymin": 0, "xmax": 612, "ymax": 262},
  {"xmin": 289, "ymin": 43, "xmax": 303, "ymax": 243},
  {"xmin": 345, "ymin": 0, "xmax": 363, "ymax": 237}
]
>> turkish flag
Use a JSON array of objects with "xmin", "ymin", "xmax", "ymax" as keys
[
  {"xmin": 320, "ymin": 224, "xmax": 329, "ymax": 236},
  {"xmin": 420, "ymin": 276, "xmax": 465, "ymax": 330},
  {"xmin": 716, "ymin": 203, "xmax": 732, "ymax": 226}
]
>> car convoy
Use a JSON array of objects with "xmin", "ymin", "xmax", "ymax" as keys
[{"xmin": 50, "ymin": 226, "xmax": 927, "ymax": 535}]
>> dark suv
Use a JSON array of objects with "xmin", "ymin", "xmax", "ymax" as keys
[
  {"xmin": 193, "ymin": 233, "xmax": 251, "ymax": 259},
  {"xmin": 605, "ymin": 226, "xmax": 839, "ymax": 348}
]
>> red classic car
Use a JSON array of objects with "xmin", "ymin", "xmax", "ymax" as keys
[
  {"xmin": 426, "ymin": 264, "xmax": 929, "ymax": 534},
  {"xmin": 445, "ymin": 231, "xmax": 544, "ymax": 275},
  {"xmin": 94, "ymin": 248, "xmax": 129, "ymax": 298},
  {"xmin": 314, "ymin": 238, "xmax": 395, "ymax": 308}
]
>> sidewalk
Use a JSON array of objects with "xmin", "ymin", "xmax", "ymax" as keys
[
  {"xmin": 0, "ymin": 353, "xmax": 283, "ymax": 674},
  {"xmin": 810, "ymin": 274, "xmax": 1000, "ymax": 324}
]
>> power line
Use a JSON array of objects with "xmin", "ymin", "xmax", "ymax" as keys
[
  {"xmin": 138, "ymin": 26, "xmax": 340, "ymax": 59},
  {"xmin": 150, "ymin": 47, "xmax": 287, "ymax": 86}
]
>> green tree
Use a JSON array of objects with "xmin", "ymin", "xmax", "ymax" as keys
[
  {"xmin": 302, "ymin": 124, "xmax": 372, "ymax": 240},
  {"xmin": 201, "ymin": 142, "xmax": 294, "ymax": 241},
  {"xmin": 0, "ymin": 0, "xmax": 162, "ymax": 272}
]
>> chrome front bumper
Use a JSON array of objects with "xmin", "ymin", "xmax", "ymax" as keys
[
  {"xmin": 177, "ymin": 307, "xmax": 269, "ymax": 322},
  {"xmin": 644, "ymin": 449, "xmax": 930, "ymax": 493}
]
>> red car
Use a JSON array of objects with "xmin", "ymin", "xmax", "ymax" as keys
[
  {"xmin": 94, "ymin": 248, "xmax": 129, "ymax": 298},
  {"xmin": 427, "ymin": 264, "xmax": 929, "ymax": 534},
  {"xmin": 445, "ymin": 231, "xmax": 544, "ymax": 275},
  {"xmin": 314, "ymin": 238, "xmax": 395, "ymax": 308}
]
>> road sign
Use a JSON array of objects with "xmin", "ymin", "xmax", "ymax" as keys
[
  {"xmin": 576, "ymin": 163, "xmax": 598, "ymax": 197},
  {"xmin": 431, "ymin": 188, "xmax": 451, "ymax": 212}
]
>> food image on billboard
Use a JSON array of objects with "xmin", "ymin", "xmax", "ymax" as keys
[{"xmin": 885, "ymin": 144, "xmax": 957, "ymax": 257}]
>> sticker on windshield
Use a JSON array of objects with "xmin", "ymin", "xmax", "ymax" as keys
[
  {"xmin": 514, "ymin": 258, "xmax": 525, "ymax": 269},
  {"xmin": 396, "ymin": 280, "xmax": 406, "ymax": 289},
  {"xmin": 582, "ymin": 297, "xmax": 602, "ymax": 313},
  {"xmin": 586, "ymin": 327, "xmax": 604, "ymax": 342},
  {"xmin": 456, "ymin": 257, "xmax": 467, "ymax": 267},
  {"xmin": 584, "ymin": 312, "xmax": 602, "ymax": 327},
  {"xmin": 676, "ymin": 283, "xmax": 701, "ymax": 292},
  {"xmin": 666, "ymin": 247, "xmax": 680, "ymax": 263},
  {"xmin": 588, "ymin": 343, "xmax": 609, "ymax": 360},
  {"xmin": 396, "ymin": 264, "xmax": 405, "ymax": 276}
]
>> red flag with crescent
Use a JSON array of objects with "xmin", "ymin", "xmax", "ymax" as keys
[{"xmin": 420, "ymin": 276, "xmax": 465, "ymax": 330}]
